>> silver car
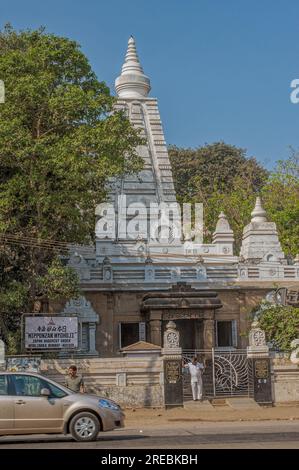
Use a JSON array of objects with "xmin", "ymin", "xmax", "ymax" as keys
[{"xmin": 0, "ymin": 372, "xmax": 124, "ymax": 441}]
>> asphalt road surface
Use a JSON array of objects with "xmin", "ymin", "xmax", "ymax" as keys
[{"xmin": 0, "ymin": 420, "xmax": 299, "ymax": 448}]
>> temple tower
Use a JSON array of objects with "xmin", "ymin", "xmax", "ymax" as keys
[{"xmin": 96, "ymin": 37, "xmax": 180, "ymax": 257}]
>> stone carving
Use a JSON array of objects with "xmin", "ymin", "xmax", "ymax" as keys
[
  {"xmin": 240, "ymin": 197, "xmax": 285, "ymax": 261},
  {"xmin": 104, "ymin": 269, "xmax": 112, "ymax": 280},
  {"xmin": 247, "ymin": 319, "xmax": 269, "ymax": 359},
  {"xmin": 248, "ymin": 320, "xmax": 267, "ymax": 347},
  {"xmin": 72, "ymin": 253, "xmax": 82, "ymax": 264},
  {"xmin": 287, "ymin": 290, "xmax": 299, "ymax": 306},
  {"xmin": 252, "ymin": 329, "xmax": 266, "ymax": 347},
  {"xmin": 166, "ymin": 332, "xmax": 178, "ymax": 345},
  {"xmin": 115, "ymin": 36, "xmax": 151, "ymax": 99},
  {"xmin": 171, "ymin": 269, "xmax": 179, "ymax": 279},
  {"xmin": 163, "ymin": 321, "xmax": 180, "ymax": 349},
  {"xmin": 212, "ymin": 212, "xmax": 234, "ymax": 253},
  {"xmin": 103, "ymin": 256, "xmax": 111, "ymax": 265},
  {"xmin": 62, "ymin": 296, "xmax": 99, "ymax": 355},
  {"xmin": 265, "ymin": 288, "xmax": 299, "ymax": 307},
  {"xmin": 33, "ymin": 300, "xmax": 42, "ymax": 313}
]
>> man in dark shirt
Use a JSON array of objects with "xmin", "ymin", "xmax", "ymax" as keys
[{"xmin": 65, "ymin": 365, "xmax": 85, "ymax": 393}]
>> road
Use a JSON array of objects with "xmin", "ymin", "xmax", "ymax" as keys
[{"xmin": 0, "ymin": 420, "xmax": 299, "ymax": 448}]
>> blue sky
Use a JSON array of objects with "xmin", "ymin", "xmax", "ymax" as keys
[{"xmin": 1, "ymin": 0, "xmax": 299, "ymax": 168}]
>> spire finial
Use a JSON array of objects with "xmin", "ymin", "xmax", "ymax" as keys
[
  {"xmin": 251, "ymin": 197, "xmax": 267, "ymax": 223},
  {"xmin": 115, "ymin": 36, "xmax": 151, "ymax": 99}
]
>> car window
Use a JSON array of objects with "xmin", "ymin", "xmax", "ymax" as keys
[
  {"xmin": 42, "ymin": 380, "xmax": 67, "ymax": 398},
  {"xmin": 0, "ymin": 375, "xmax": 8, "ymax": 395},
  {"xmin": 13, "ymin": 375, "xmax": 44, "ymax": 396}
]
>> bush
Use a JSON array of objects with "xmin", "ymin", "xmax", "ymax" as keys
[{"xmin": 254, "ymin": 301, "xmax": 299, "ymax": 351}]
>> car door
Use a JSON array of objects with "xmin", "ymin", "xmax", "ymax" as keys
[
  {"xmin": 12, "ymin": 374, "xmax": 65, "ymax": 433},
  {"xmin": 0, "ymin": 374, "xmax": 14, "ymax": 432}
]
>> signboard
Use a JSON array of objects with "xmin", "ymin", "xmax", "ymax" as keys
[
  {"xmin": 163, "ymin": 358, "xmax": 183, "ymax": 408},
  {"xmin": 163, "ymin": 310, "xmax": 204, "ymax": 320},
  {"xmin": 25, "ymin": 316, "xmax": 78, "ymax": 350},
  {"xmin": 250, "ymin": 358, "xmax": 272, "ymax": 404}
]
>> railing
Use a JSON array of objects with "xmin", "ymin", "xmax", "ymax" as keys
[{"xmin": 182, "ymin": 349, "xmax": 254, "ymax": 399}]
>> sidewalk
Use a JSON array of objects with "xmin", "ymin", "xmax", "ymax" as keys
[{"xmin": 124, "ymin": 402, "xmax": 299, "ymax": 429}]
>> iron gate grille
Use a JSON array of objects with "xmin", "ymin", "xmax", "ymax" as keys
[{"xmin": 182, "ymin": 349, "xmax": 254, "ymax": 399}]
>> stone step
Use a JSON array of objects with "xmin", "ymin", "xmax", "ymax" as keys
[
  {"xmin": 184, "ymin": 400, "xmax": 215, "ymax": 411},
  {"xmin": 225, "ymin": 397, "xmax": 260, "ymax": 410},
  {"xmin": 209, "ymin": 398, "xmax": 229, "ymax": 407}
]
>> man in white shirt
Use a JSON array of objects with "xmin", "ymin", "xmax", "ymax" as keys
[{"xmin": 184, "ymin": 356, "xmax": 205, "ymax": 401}]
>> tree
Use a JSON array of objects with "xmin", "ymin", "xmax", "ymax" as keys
[
  {"xmin": 204, "ymin": 176, "xmax": 257, "ymax": 250},
  {"xmin": 169, "ymin": 142, "xmax": 268, "ymax": 246},
  {"xmin": 254, "ymin": 302, "xmax": 299, "ymax": 351},
  {"xmin": 0, "ymin": 25, "xmax": 143, "ymax": 346},
  {"xmin": 262, "ymin": 150, "xmax": 299, "ymax": 258}
]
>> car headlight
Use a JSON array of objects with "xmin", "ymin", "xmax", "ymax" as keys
[{"xmin": 98, "ymin": 398, "xmax": 120, "ymax": 411}]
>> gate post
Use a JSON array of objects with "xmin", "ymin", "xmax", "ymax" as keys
[
  {"xmin": 162, "ymin": 321, "xmax": 183, "ymax": 409},
  {"xmin": 247, "ymin": 320, "xmax": 273, "ymax": 405},
  {"xmin": 212, "ymin": 348, "xmax": 216, "ymax": 397}
]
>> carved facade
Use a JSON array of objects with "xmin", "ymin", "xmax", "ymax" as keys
[{"xmin": 50, "ymin": 37, "xmax": 299, "ymax": 356}]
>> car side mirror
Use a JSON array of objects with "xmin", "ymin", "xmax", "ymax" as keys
[{"xmin": 40, "ymin": 388, "xmax": 50, "ymax": 397}]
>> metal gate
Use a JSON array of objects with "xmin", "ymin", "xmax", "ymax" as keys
[{"xmin": 182, "ymin": 349, "xmax": 253, "ymax": 399}]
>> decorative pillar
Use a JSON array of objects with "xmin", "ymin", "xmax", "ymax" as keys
[
  {"xmin": 162, "ymin": 321, "xmax": 183, "ymax": 408},
  {"xmin": 247, "ymin": 320, "xmax": 272, "ymax": 405},
  {"xmin": 89, "ymin": 323, "xmax": 97, "ymax": 355},
  {"xmin": 239, "ymin": 292, "xmax": 248, "ymax": 349},
  {"xmin": 203, "ymin": 318, "xmax": 215, "ymax": 349},
  {"xmin": 61, "ymin": 296, "xmax": 99, "ymax": 356},
  {"xmin": 149, "ymin": 312, "xmax": 162, "ymax": 346}
]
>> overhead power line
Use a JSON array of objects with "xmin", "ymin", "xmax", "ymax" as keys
[{"xmin": 0, "ymin": 234, "xmax": 219, "ymax": 260}]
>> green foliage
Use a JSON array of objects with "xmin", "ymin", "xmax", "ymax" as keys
[
  {"xmin": 169, "ymin": 143, "xmax": 299, "ymax": 255},
  {"xmin": 0, "ymin": 25, "xmax": 143, "ymax": 340},
  {"xmin": 5, "ymin": 329, "xmax": 21, "ymax": 355},
  {"xmin": 36, "ymin": 258, "xmax": 79, "ymax": 300},
  {"xmin": 203, "ymin": 176, "xmax": 257, "ymax": 250},
  {"xmin": 255, "ymin": 302, "xmax": 299, "ymax": 351},
  {"xmin": 169, "ymin": 142, "xmax": 267, "ymax": 201},
  {"xmin": 262, "ymin": 150, "xmax": 299, "ymax": 257},
  {"xmin": 0, "ymin": 24, "xmax": 143, "ymax": 242},
  {"xmin": 169, "ymin": 142, "xmax": 268, "ymax": 246}
]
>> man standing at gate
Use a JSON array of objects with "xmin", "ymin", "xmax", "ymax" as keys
[{"xmin": 184, "ymin": 356, "xmax": 205, "ymax": 401}]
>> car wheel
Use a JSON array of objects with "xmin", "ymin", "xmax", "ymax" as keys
[{"xmin": 69, "ymin": 412, "xmax": 100, "ymax": 442}]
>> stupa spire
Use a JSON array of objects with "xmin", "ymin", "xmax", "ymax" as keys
[
  {"xmin": 251, "ymin": 197, "xmax": 267, "ymax": 223},
  {"xmin": 115, "ymin": 36, "xmax": 151, "ymax": 99}
]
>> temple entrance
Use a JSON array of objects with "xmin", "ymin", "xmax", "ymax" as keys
[
  {"xmin": 163, "ymin": 319, "xmax": 202, "ymax": 350},
  {"xmin": 182, "ymin": 349, "xmax": 254, "ymax": 400},
  {"xmin": 142, "ymin": 284, "xmax": 223, "ymax": 349}
]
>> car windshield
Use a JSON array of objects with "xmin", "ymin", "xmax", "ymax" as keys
[{"xmin": 43, "ymin": 380, "xmax": 68, "ymax": 398}]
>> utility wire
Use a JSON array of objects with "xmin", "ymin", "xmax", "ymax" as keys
[{"xmin": 0, "ymin": 234, "xmax": 212, "ymax": 260}]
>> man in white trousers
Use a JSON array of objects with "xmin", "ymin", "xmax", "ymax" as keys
[{"xmin": 184, "ymin": 356, "xmax": 205, "ymax": 401}]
